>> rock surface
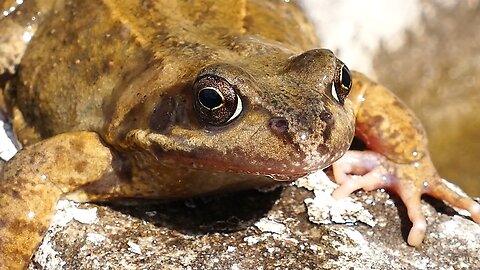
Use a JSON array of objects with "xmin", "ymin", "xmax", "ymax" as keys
[{"xmin": 28, "ymin": 171, "xmax": 480, "ymax": 270}]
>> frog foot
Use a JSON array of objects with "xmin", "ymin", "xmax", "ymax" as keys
[{"xmin": 331, "ymin": 150, "xmax": 480, "ymax": 246}]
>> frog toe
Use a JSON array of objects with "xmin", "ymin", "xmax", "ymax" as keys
[
  {"xmin": 406, "ymin": 209, "xmax": 427, "ymax": 246},
  {"xmin": 426, "ymin": 178, "xmax": 480, "ymax": 223},
  {"xmin": 398, "ymin": 190, "xmax": 427, "ymax": 246},
  {"xmin": 331, "ymin": 149, "xmax": 480, "ymax": 246},
  {"xmin": 332, "ymin": 150, "xmax": 430, "ymax": 245},
  {"xmin": 332, "ymin": 150, "xmax": 392, "ymax": 198},
  {"xmin": 331, "ymin": 167, "xmax": 388, "ymax": 199}
]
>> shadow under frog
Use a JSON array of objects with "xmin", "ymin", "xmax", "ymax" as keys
[{"xmin": 107, "ymin": 187, "xmax": 284, "ymax": 234}]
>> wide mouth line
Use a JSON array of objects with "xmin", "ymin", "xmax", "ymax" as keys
[
  {"xmin": 128, "ymin": 129, "xmax": 326, "ymax": 179},
  {"xmin": 151, "ymin": 146, "xmax": 319, "ymax": 179}
]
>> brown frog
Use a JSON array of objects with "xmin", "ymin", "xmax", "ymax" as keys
[{"xmin": 0, "ymin": 0, "xmax": 479, "ymax": 269}]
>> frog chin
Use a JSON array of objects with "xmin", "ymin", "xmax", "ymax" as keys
[
  {"xmin": 148, "ymin": 143, "xmax": 332, "ymax": 181},
  {"xmin": 126, "ymin": 129, "xmax": 342, "ymax": 181}
]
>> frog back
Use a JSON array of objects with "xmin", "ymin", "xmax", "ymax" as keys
[{"xmin": 12, "ymin": 0, "xmax": 318, "ymax": 144}]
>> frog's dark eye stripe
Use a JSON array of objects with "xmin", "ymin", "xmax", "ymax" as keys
[
  {"xmin": 332, "ymin": 60, "xmax": 352, "ymax": 105},
  {"xmin": 193, "ymin": 75, "xmax": 243, "ymax": 126}
]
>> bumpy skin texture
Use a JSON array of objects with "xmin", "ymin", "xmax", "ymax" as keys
[{"xmin": 0, "ymin": 0, "xmax": 479, "ymax": 269}]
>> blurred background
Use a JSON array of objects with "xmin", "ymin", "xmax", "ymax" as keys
[{"xmin": 302, "ymin": 0, "xmax": 480, "ymax": 196}]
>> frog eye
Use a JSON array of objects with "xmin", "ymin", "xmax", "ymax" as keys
[
  {"xmin": 193, "ymin": 75, "xmax": 243, "ymax": 125},
  {"xmin": 332, "ymin": 62, "xmax": 352, "ymax": 105}
]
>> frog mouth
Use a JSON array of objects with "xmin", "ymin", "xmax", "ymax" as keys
[
  {"xmin": 148, "ymin": 142, "xmax": 339, "ymax": 181},
  {"xmin": 127, "ymin": 130, "xmax": 343, "ymax": 181}
]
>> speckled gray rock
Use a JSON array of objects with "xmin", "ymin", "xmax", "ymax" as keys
[{"xmin": 28, "ymin": 171, "xmax": 480, "ymax": 270}]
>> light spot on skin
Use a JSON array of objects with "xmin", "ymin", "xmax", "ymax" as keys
[
  {"xmin": 321, "ymin": 75, "xmax": 328, "ymax": 85},
  {"xmin": 16, "ymin": 0, "xmax": 24, "ymax": 4},
  {"xmin": 27, "ymin": 211, "xmax": 36, "ymax": 220},
  {"xmin": 22, "ymin": 32, "xmax": 32, "ymax": 42},
  {"xmin": 412, "ymin": 151, "xmax": 419, "ymax": 158},
  {"xmin": 2, "ymin": 11, "xmax": 8, "ymax": 17},
  {"xmin": 413, "ymin": 162, "xmax": 420, "ymax": 168},
  {"xmin": 9, "ymin": 6, "xmax": 15, "ymax": 12}
]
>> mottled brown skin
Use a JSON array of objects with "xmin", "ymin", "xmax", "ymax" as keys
[{"xmin": 0, "ymin": 0, "xmax": 479, "ymax": 269}]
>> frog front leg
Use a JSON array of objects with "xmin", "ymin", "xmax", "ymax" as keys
[
  {"xmin": 0, "ymin": 131, "xmax": 118, "ymax": 269},
  {"xmin": 332, "ymin": 71, "xmax": 480, "ymax": 246}
]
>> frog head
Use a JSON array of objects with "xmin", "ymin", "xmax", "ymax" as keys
[{"xmin": 106, "ymin": 38, "xmax": 355, "ymax": 182}]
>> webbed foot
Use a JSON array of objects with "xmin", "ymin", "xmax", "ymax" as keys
[{"xmin": 332, "ymin": 150, "xmax": 480, "ymax": 246}]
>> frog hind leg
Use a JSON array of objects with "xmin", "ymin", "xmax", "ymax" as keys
[
  {"xmin": 332, "ymin": 150, "xmax": 480, "ymax": 246},
  {"xmin": 336, "ymin": 72, "xmax": 480, "ymax": 246},
  {"xmin": 0, "ymin": 131, "xmax": 117, "ymax": 269}
]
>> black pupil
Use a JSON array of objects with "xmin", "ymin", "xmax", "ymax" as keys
[
  {"xmin": 198, "ymin": 88, "xmax": 223, "ymax": 109},
  {"xmin": 341, "ymin": 65, "xmax": 351, "ymax": 89}
]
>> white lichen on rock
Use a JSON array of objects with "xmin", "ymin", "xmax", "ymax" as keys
[
  {"xmin": 28, "ymin": 200, "xmax": 97, "ymax": 270},
  {"xmin": 296, "ymin": 170, "xmax": 376, "ymax": 227},
  {"xmin": 0, "ymin": 120, "xmax": 18, "ymax": 161},
  {"xmin": 254, "ymin": 217, "xmax": 288, "ymax": 235}
]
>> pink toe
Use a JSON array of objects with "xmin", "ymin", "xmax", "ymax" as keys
[
  {"xmin": 470, "ymin": 202, "xmax": 480, "ymax": 223},
  {"xmin": 407, "ymin": 219, "xmax": 427, "ymax": 246}
]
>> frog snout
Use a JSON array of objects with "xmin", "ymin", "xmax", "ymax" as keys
[{"xmin": 268, "ymin": 117, "xmax": 289, "ymax": 137}]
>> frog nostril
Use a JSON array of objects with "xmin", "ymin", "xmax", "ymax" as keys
[{"xmin": 269, "ymin": 117, "xmax": 289, "ymax": 135}]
